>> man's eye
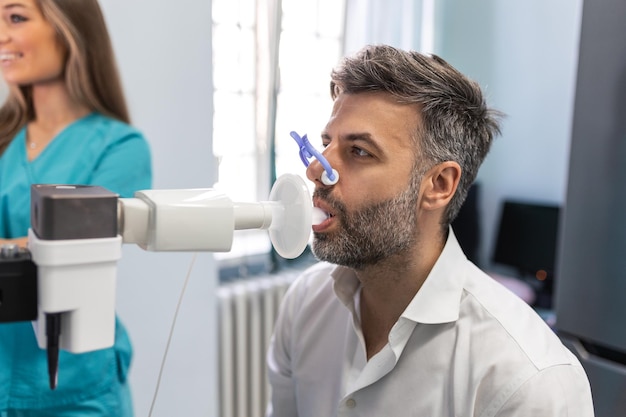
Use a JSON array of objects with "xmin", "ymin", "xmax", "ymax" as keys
[
  {"xmin": 353, "ymin": 147, "xmax": 370, "ymax": 157},
  {"xmin": 10, "ymin": 14, "xmax": 27, "ymax": 23}
]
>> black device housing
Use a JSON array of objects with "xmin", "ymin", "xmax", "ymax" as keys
[
  {"xmin": 30, "ymin": 184, "xmax": 119, "ymax": 240},
  {"xmin": 0, "ymin": 247, "xmax": 37, "ymax": 323}
]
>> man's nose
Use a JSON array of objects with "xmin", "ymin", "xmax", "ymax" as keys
[
  {"xmin": 306, "ymin": 156, "xmax": 324, "ymax": 185},
  {"xmin": 306, "ymin": 146, "xmax": 339, "ymax": 186}
]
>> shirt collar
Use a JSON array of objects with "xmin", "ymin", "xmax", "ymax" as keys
[
  {"xmin": 330, "ymin": 227, "xmax": 467, "ymax": 324},
  {"xmin": 332, "ymin": 265, "xmax": 361, "ymax": 312},
  {"xmin": 402, "ymin": 227, "xmax": 467, "ymax": 324}
]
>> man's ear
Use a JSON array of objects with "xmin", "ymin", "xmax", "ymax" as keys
[{"xmin": 420, "ymin": 161, "xmax": 462, "ymax": 211}]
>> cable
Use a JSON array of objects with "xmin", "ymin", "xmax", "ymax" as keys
[{"xmin": 148, "ymin": 253, "xmax": 198, "ymax": 417}]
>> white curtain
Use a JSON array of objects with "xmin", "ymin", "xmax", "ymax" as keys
[{"xmin": 343, "ymin": 0, "xmax": 434, "ymax": 55}]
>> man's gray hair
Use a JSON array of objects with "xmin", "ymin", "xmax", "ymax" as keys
[{"xmin": 330, "ymin": 44, "xmax": 503, "ymax": 225}]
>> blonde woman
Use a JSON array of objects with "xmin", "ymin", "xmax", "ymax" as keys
[{"xmin": 0, "ymin": 0, "xmax": 151, "ymax": 415}]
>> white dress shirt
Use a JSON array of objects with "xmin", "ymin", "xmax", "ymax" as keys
[{"xmin": 266, "ymin": 229, "xmax": 594, "ymax": 417}]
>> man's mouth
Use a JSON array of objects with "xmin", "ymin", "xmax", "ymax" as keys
[
  {"xmin": 314, "ymin": 199, "xmax": 335, "ymax": 217},
  {"xmin": 312, "ymin": 207, "xmax": 330, "ymax": 225},
  {"xmin": 311, "ymin": 199, "xmax": 337, "ymax": 231}
]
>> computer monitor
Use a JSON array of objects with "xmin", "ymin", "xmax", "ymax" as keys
[{"xmin": 492, "ymin": 200, "xmax": 560, "ymax": 308}]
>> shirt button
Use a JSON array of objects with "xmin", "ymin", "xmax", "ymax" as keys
[{"xmin": 346, "ymin": 398, "xmax": 356, "ymax": 408}]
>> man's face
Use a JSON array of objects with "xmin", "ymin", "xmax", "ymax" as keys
[{"xmin": 307, "ymin": 91, "xmax": 424, "ymax": 269}]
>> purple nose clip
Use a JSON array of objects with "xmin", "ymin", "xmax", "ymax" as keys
[{"xmin": 290, "ymin": 131, "xmax": 338, "ymax": 185}]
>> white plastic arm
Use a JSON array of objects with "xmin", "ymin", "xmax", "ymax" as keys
[{"xmin": 117, "ymin": 174, "xmax": 312, "ymax": 259}]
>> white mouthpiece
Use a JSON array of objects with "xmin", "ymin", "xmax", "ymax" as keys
[
  {"xmin": 267, "ymin": 174, "xmax": 313, "ymax": 259},
  {"xmin": 311, "ymin": 207, "xmax": 329, "ymax": 225}
]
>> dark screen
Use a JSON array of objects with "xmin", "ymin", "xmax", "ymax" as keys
[{"xmin": 493, "ymin": 200, "xmax": 560, "ymax": 277}]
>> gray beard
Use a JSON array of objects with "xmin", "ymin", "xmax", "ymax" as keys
[{"xmin": 311, "ymin": 182, "xmax": 419, "ymax": 270}]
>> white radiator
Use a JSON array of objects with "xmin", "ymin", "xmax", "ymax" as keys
[{"xmin": 217, "ymin": 272, "xmax": 297, "ymax": 417}]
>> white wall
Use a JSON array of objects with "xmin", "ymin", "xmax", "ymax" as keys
[
  {"xmin": 99, "ymin": 1, "xmax": 218, "ymax": 416},
  {"xmin": 434, "ymin": 0, "xmax": 584, "ymax": 268}
]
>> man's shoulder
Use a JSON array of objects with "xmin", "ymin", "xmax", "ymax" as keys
[{"xmin": 461, "ymin": 265, "xmax": 579, "ymax": 371}]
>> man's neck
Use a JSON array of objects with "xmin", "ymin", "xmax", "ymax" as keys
[{"xmin": 356, "ymin": 225, "xmax": 447, "ymax": 359}]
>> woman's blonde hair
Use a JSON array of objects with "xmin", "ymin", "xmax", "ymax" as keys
[{"xmin": 0, "ymin": 0, "xmax": 129, "ymax": 154}]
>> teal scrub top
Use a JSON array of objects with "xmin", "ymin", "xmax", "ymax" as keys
[{"xmin": 0, "ymin": 113, "xmax": 152, "ymax": 410}]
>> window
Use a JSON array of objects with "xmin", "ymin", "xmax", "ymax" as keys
[
  {"xmin": 211, "ymin": 0, "xmax": 346, "ymax": 271},
  {"xmin": 273, "ymin": 1, "xmax": 346, "ymax": 184}
]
